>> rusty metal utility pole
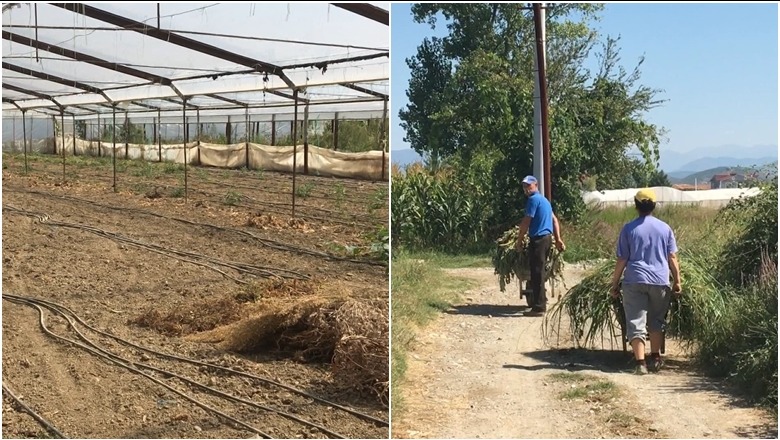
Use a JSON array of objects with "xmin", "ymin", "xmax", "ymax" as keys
[{"xmin": 532, "ymin": 3, "xmax": 552, "ymax": 202}]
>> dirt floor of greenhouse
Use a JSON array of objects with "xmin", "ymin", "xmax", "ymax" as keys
[{"xmin": 1, "ymin": 153, "xmax": 389, "ymax": 439}]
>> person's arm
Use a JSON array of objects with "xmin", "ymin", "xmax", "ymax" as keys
[
  {"xmin": 517, "ymin": 216, "xmax": 532, "ymax": 239},
  {"xmin": 668, "ymin": 228, "xmax": 682, "ymax": 294},
  {"xmin": 611, "ymin": 227, "xmax": 630, "ymax": 297},
  {"xmin": 610, "ymin": 259, "xmax": 628, "ymax": 298},
  {"xmin": 552, "ymin": 213, "xmax": 565, "ymax": 251},
  {"xmin": 669, "ymin": 253, "xmax": 681, "ymax": 292}
]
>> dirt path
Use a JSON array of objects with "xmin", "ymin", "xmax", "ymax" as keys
[{"xmin": 393, "ymin": 266, "xmax": 776, "ymax": 439}]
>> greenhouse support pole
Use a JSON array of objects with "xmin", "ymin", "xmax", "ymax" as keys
[
  {"xmin": 153, "ymin": 117, "xmax": 157, "ymax": 160},
  {"xmin": 381, "ymin": 97, "xmax": 388, "ymax": 181},
  {"xmin": 333, "ymin": 113, "xmax": 339, "ymax": 151},
  {"xmin": 50, "ymin": 116, "xmax": 56, "ymax": 154},
  {"xmin": 21, "ymin": 110, "xmax": 28, "ymax": 174},
  {"xmin": 72, "ymin": 115, "xmax": 77, "ymax": 156},
  {"xmin": 226, "ymin": 116, "xmax": 232, "ymax": 144},
  {"xmin": 303, "ymin": 102, "xmax": 309, "ymax": 175},
  {"xmin": 157, "ymin": 109, "xmax": 162, "ymax": 162},
  {"xmin": 182, "ymin": 99, "xmax": 188, "ymax": 203},
  {"xmin": 197, "ymin": 108, "xmax": 201, "ymax": 165},
  {"xmin": 292, "ymin": 90, "xmax": 299, "ymax": 218},
  {"xmin": 271, "ymin": 115, "xmax": 276, "ymax": 146},
  {"xmin": 244, "ymin": 106, "xmax": 250, "ymax": 169},
  {"xmin": 124, "ymin": 110, "xmax": 129, "ymax": 159},
  {"xmin": 112, "ymin": 105, "xmax": 117, "ymax": 192},
  {"xmin": 60, "ymin": 109, "xmax": 66, "ymax": 182},
  {"xmin": 97, "ymin": 113, "xmax": 102, "ymax": 157}
]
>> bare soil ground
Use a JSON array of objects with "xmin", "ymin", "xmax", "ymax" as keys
[
  {"xmin": 393, "ymin": 266, "xmax": 777, "ymax": 439},
  {"xmin": 1, "ymin": 153, "xmax": 389, "ymax": 439}
]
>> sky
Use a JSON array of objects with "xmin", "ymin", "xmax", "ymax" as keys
[{"xmin": 390, "ymin": 2, "xmax": 779, "ymax": 160}]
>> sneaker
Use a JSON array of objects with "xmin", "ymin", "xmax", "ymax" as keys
[
  {"xmin": 524, "ymin": 308, "xmax": 545, "ymax": 317},
  {"xmin": 649, "ymin": 355, "xmax": 665, "ymax": 372},
  {"xmin": 633, "ymin": 364, "xmax": 648, "ymax": 375}
]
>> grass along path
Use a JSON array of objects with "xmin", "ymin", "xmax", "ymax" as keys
[{"xmin": 390, "ymin": 253, "xmax": 480, "ymax": 412}]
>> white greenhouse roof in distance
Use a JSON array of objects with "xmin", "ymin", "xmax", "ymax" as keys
[{"xmin": 1, "ymin": 2, "xmax": 389, "ymax": 121}]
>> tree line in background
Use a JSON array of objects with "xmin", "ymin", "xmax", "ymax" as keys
[
  {"xmin": 398, "ymin": 3, "xmax": 670, "ymax": 228},
  {"xmin": 66, "ymin": 118, "xmax": 388, "ymax": 154}
]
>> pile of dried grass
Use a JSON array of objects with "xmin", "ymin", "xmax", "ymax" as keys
[
  {"xmin": 130, "ymin": 296, "xmax": 243, "ymax": 336},
  {"xmin": 191, "ymin": 296, "xmax": 389, "ymax": 405},
  {"xmin": 330, "ymin": 299, "xmax": 389, "ymax": 405},
  {"xmin": 235, "ymin": 279, "xmax": 319, "ymax": 302},
  {"xmin": 245, "ymin": 213, "xmax": 310, "ymax": 231}
]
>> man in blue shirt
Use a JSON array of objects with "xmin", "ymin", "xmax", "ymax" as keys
[
  {"xmin": 516, "ymin": 176, "xmax": 565, "ymax": 316},
  {"xmin": 610, "ymin": 189, "xmax": 682, "ymax": 375}
]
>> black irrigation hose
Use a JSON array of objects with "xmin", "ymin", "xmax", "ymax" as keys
[
  {"xmin": 3, "ymin": 205, "xmax": 311, "ymax": 282},
  {"xmin": 237, "ymin": 190, "xmax": 379, "ymax": 223},
  {"xmin": 146, "ymin": 183, "xmax": 379, "ymax": 229},
  {"xmin": 3, "ymin": 296, "xmax": 274, "ymax": 439},
  {"xmin": 5, "ymin": 187, "xmax": 387, "ymax": 267},
  {"xmin": 5, "ymin": 293, "xmax": 389, "ymax": 427},
  {"xmin": 2, "ymin": 382, "xmax": 68, "ymax": 439},
  {"xmin": 3, "ymin": 294, "xmax": 346, "ymax": 439}
]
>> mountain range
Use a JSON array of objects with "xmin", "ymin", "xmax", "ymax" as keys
[
  {"xmin": 659, "ymin": 144, "xmax": 777, "ymax": 174},
  {"xmin": 392, "ymin": 145, "xmax": 778, "ymax": 181}
]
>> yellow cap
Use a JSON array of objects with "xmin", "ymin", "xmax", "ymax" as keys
[{"xmin": 635, "ymin": 188, "xmax": 656, "ymax": 203}]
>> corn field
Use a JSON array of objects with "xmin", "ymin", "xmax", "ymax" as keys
[{"xmin": 391, "ymin": 163, "xmax": 492, "ymax": 252}]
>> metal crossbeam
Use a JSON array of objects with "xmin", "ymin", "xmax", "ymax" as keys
[
  {"xmin": 331, "ymin": 3, "xmax": 389, "ymax": 25},
  {"xmin": 342, "ymin": 83, "xmax": 387, "ymax": 99},
  {"xmin": 52, "ymin": 3, "xmax": 296, "ymax": 89}
]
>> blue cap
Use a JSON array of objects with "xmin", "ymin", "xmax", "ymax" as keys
[{"xmin": 522, "ymin": 175, "xmax": 538, "ymax": 185}]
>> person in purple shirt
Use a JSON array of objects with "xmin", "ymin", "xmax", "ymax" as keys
[{"xmin": 610, "ymin": 189, "xmax": 682, "ymax": 375}]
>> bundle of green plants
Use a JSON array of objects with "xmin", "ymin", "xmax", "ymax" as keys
[
  {"xmin": 492, "ymin": 227, "xmax": 564, "ymax": 292},
  {"xmin": 542, "ymin": 249, "xmax": 725, "ymax": 349}
]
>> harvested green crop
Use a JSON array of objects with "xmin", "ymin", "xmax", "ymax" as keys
[
  {"xmin": 542, "ymin": 249, "xmax": 725, "ymax": 350},
  {"xmin": 492, "ymin": 227, "xmax": 565, "ymax": 292}
]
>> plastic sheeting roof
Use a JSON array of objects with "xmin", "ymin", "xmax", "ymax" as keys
[
  {"xmin": 1, "ymin": 3, "xmax": 389, "ymax": 121},
  {"xmin": 582, "ymin": 186, "xmax": 762, "ymax": 205}
]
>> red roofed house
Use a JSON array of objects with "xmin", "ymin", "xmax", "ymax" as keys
[{"xmin": 710, "ymin": 171, "xmax": 747, "ymax": 189}]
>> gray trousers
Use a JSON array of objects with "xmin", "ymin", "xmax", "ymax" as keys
[{"xmin": 622, "ymin": 283, "xmax": 672, "ymax": 343}]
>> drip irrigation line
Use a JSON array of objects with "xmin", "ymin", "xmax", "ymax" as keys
[
  {"xmin": 2, "ymin": 204, "xmax": 310, "ymax": 281},
  {"xmin": 5, "ymin": 187, "xmax": 386, "ymax": 267},
  {"xmin": 3, "ymin": 293, "xmax": 389, "ymax": 427},
  {"xmin": 3, "ymin": 295, "xmax": 274, "ymax": 439},
  {"xmin": 3, "ymin": 294, "xmax": 346, "ymax": 439},
  {"xmin": 197, "ymin": 174, "xmax": 384, "ymax": 211},
  {"xmin": 2, "ymin": 382, "xmax": 68, "ymax": 438},
  {"xmin": 19, "ymin": 164, "xmax": 379, "ymax": 228}
]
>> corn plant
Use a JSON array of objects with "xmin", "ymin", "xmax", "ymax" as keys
[{"xmin": 391, "ymin": 163, "xmax": 491, "ymax": 252}]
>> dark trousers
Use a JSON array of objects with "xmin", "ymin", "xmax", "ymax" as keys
[{"xmin": 528, "ymin": 234, "xmax": 552, "ymax": 311}]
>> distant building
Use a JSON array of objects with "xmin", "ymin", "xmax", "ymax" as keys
[
  {"xmin": 672, "ymin": 183, "xmax": 710, "ymax": 191},
  {"xmin": 710, "ymin": 171, "xmax": 748, "ymax": 189}
]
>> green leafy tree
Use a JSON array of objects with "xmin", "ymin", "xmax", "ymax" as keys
[
  {"xmin": 101, "ymin": 122, "xmax": 146, "ymax": 144},
  {"xmin": 399, "ymin": 3, "xmax": 665, "ymax": 227},
  {"xmin": 314, "ymin": 119, "xmax": 388, "ymax": 153}
]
